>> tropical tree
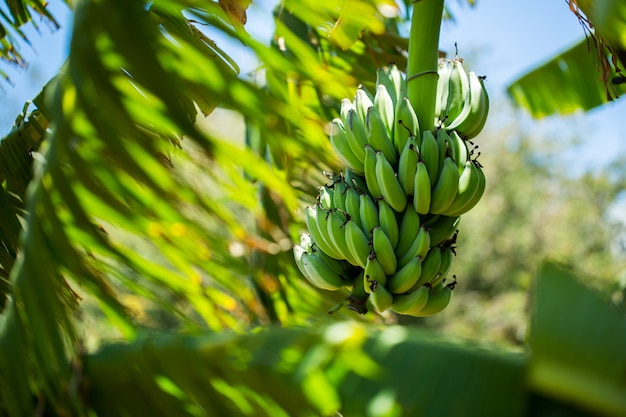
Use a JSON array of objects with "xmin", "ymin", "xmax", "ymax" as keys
[{"xmin": 0, "ymin": 1, "xmax": 625, "ymax": 416}]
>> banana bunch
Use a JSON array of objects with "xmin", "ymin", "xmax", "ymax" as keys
[
  {"xmin": 435, "ymin": 58, "xmax": 489, "ymax": 140},
  {"xmin": 294, "ymin": 63, "xmax": 487, "ymax": 317}
]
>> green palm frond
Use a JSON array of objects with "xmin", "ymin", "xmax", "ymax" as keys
[{"xmin": 0, "ymin": 0, "xmax": 406, "ymax": 414}]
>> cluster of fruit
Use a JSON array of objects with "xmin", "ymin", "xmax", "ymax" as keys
[{"xmin": 294, "ymin": 60, "xmax": 488, "ymax": 316}]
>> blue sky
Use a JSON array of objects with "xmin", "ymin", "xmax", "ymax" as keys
[{"xmin": 2, "ymin": 0, "xmax": 625, "ymax": 171}]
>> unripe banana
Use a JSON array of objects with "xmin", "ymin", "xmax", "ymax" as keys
[
  {"xmin": 305, "ymin": 206, "xmax": 343, "ymax": 260},
  {"xmin": 447, "ymin": 71, "xmax": 489, "ymax": 139},
  {"xmin": 344, "ymin": 168, "xmax": 368, "ymax": 195},
  {"xmin": 390, "ymin": 285, "xmax": 429, "ymax": 315},
  {"xmin": 396, "ymin": 224, "xmax": 430, "ymax": 269},
  {"xmin": 429, "ymin": 156, "xmax": 459, "ymax": 214},
  {"xmin": 443, "ymin": 160, "xmax": 480, "ymax": 216},
  {"xmin": 428, "ymin": 215, "xmax": 460, "ymax": 247},
  {"xmin": 410, "ymin": 283, "xmax": 452, "ymax": 317},
  {"xmin": 364, "ymin": 253, "xmax": 387, "ymax": 293},
  {"xmin": 299, "ymin": 249, "xmax": 347, "ymax": 291},
  {"xmin": 327, "ymin": 209, "xmax": 358, "ymax": 265},
  {"xmin": 374, "ymin": 83, "xmax": 395, "ymax": 138},
  {"xmin": 372, "ymin": 226, "xmax": 397, "ymax": 275},
  {"xmin": 317, "ymin": 185, "xmax": 334, "ymax": 209},
  {"xmin": 332, "ymin": 177, "xmax": 348, "ymax": 212},
  {"xmin": 419, "ymin": 130, "xmax": 439, "ymax": 187},
  {"xmin": 443, "ymin": 59, "xmax": 470, "ymax": 127},
  {"xmin": 359, "ymin": 193, "xmax": 380, "ymax": 235},
  {"xmin": 395, "ymin": 207, "xmax": 421, "ymax": 258},
  {"xmin": 354, "ymin": 88, "xmax": 373, "ymax": 123},
  {"xmin": 369, "ymin": 283, "xmax": 394, "ymax": 313},
  {"xmin": 436, "ymin": 128, "xmax": 452, "ymax": 172},
  {"xmin": 387, "ymin": 64, "xmax": 406, "ymax": 103},
  {"xmin": 415, "ymin": 246, "xmax": 442, "ymax": 289},
  {"xmin": 345, "ymin": 109, "xmax": 368, "ymax": 163},
  {"xmin": 449, "ymin": 130, "xmax": 469, "ymax": 173},
  {"xmin": 428, "ymin": 246, "xmax": 453, "ymax": 287},
  {"xmin": 376, "ymin": 67, "xmax": 398, "ymax": 108},
  {"xmin": 375, "ymin": 151, "xmax": 407, "ymax": 212},
  {"xmin": 446, "ymin": 161, "xmax": 486, "ymax": 217},
  {"xmin": 397, "ymin": 136, "xmax": 419, "ymax": 196},
  {"xmin": 387, "ymin": 255, "xmax": 423, "ymax": 294},
  {"xmin": 330, "ymin": 119, "xmax": 365, "ymax": 174},
  {"xmin": 344, "ymin": 218, "xmax": 371, "ymax": 269},
  {"xmin": 363, "ymin": 145, "xmax": 383, "ymax": 199},
  {"xmin": 393, "ymin": 97, "xmax": 419, "ymax": 153},
  {"xmin": 435, "ymin": 59, "xmax": 452, "ymax": 126},
  {"xmin": 413, "ymin": 160, "xmax": 431, "ymax": 215},
  {"xmin": 340, "ymin": 98, "xmax": 354, "ymax": 124},
  {"xmin": 378, "ymin": 199, "xmax": 399, "ymax": 249},
  {"xmin": 344, "ymin": 185, "xmax": 362, "ymax": 227},
  {"xmin": 367, "ymin": 106, "xmax": 398, "ymax": 164}
]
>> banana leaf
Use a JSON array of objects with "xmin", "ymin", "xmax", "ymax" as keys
[{"xmin": 507, "ymin": 38, "xmax": 626, "ymax": 118}]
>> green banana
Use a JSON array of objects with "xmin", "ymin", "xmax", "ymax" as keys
[
  {"xmin": 395, "ymin": 206, "xmax": 421, "ymax": 258},
  {"xmin": 428, "ymin": 246, "xmax": 453, "ymax": 287},
  {"xmin": 375, "ymin": 151, "xmax": 407, "ymax": 212},
  {"xmin": 447, "ymin": 71, "xmax": 489, "ymax": 139},
  {"xmin": 390, "ymin": 285, "xmax": 430, "ymax": 315},
  {"xmin": 397, "ymin": 136, "xmax": 419, "ymax": 196},
  {"xmin": 407, "ymin": 246, "xmax": 442, "ymax": 292},
  {"xmin": 376, "ymin": 67, "xmax": 398, "ymax": 107},
  {"xmin": 443, "ymin": 159, "xmax": 480, "ymax": 216},
  {"xmin": 411, "ymin": 283, "xmax": 452, "ymax": 317},
  {"xmin": 364, "ymin": 253, "xmax": 387, "ymax": 293},
  {"xmin": 445, "ymin": 160, "xmax": 486, "ymax": 217},
  {"xmin": 354, "ymin": 87, "xmax": 373, "ymax": 123},
  {"xmin": 366, "ymin": 106, "xmax": 398, "ymax": 164},
  {"xmin": 359, "ymin": 193, "xmax": 380, "ymax": 235},
  {"xmin": 429, "ymin": 156, "xmax": 459, "ymax": 214},
  {"xmin": 317, "ymin": 185, "xmax": 334, "ymax": 209},
  {"xmin": 372, "ymin": 226, "xmax": 397, "ymax": 275},
  {"xmin": 393, "ymin": 96, "xmax": 420, "ymax": 153},
  {"xmin": 345, "ymin": 109, "xmax": 368, "ymax": 163},
  {"xmin": 327, "ymin": 208, "xmax": 357, "ymax": 265},
  {"xmin": 363, "ymin": 145, "xmax": 383, "ymax": 199},
  {"xmin": 412, "ymin": 160, "xmax": 431, "ymax": 215},
  {"xmin": 396, "ymin": 224, "xmax": 430, "ymax": 269},
  {"xmin": 340, "ymin": 98, "xmax": 354, "ymax": 124},
  {"xmin": 297, "ymin": 248, "xmax": 347, "ymax": 291},
  {"xmin": 330, "ymin": 119, "xmax": 365, "ymax": 174},
  {"xmin": 305, "ymin": 206, "xmax": 343, "ymax": 260},
  {"xmin": 332, "ymin": 177, "xmax": 348, "ymax": 212},
  {"xmin": 435, "ymin": 59, "xmax": 452, "ymax": 126},
  {"xmin": 387, "ymin": 255, "xmax": 423, "ymax": 294},
  {"xmin": 344, "ymin": 168, "xmax": 368, "ymax": 195},
  {"xmin": 378, "ymin": 199, "xmax": 399, "ymax": 249},
  {"xmin": 436, "ymin": 128, "xmax": 452, "ymax": 172},
  {"xmin": 374, "ymin": 83, "xmax": 395, "ymax": 138},
  {"xmin": 387, "ymin": 64, "xmax": 406, "ymax": 104},
  {"xmin": 344, "ymin": 218, "xmax": 372, "ymax": 269},
  {"xmin": 344, "ymin": 185, "xmax": 362, "ymax": 228},
  {"xmin": 428, "ymin": 215, "xmax": 461, "ymax": 247},
  {"xmin": 419, "ymin": 130, "xmax": 439, "ymax": 187},
  {"xmin": 443, "ymin": 58, "xmax": 470, "ymax": 127},
  {"xmin": 449, "ymin": 130, "xmax": 469, "ymax": 173},
  {"xmin": 369, "ymin": 283, "xmax": 394, "ymax": 313}
]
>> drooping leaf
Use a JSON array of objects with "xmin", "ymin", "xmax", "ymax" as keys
[
  {"xmin": 83, "ymin": 323, "xmax": 527, "ymax": 417},
  {"xmin": 528, "ymin": 261, "xmax": 626, "ymax": 417},
  {"xmin": 507, "ymin": 38, "xmax": 626, "ymax": 117}
]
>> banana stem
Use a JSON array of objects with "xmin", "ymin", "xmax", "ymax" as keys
[{"xmin": 406, "ymin": 0, "xmax": 445, "ymax": 132}]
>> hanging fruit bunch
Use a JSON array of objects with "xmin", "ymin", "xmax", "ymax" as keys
[{"xmin": 294, "ymin": 59, "xmax": 488, "ymax": 317}]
